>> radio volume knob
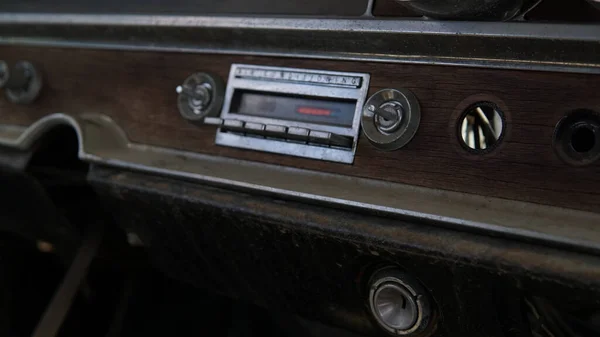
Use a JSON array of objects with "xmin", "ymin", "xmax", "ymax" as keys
[
  {"xmin": 177, "ymin": 72, "xmax": 224, "ymax": 124},
  {"xmin": 177, "ymin": 84, "xmax": 211, "ymax": 107},
  {"xmin": 361, "ymin": 88, "xmax": 421, "ymax": 151},
  {"xmin": 0, "ymin": 60, "xmax": 43, "ymax": 104}
]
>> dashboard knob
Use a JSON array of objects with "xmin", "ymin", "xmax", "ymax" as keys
[
  {"xmin": 177, "ymin": 72, "xmax": 224, "ymax": 123},
  {"xmin": 0, "ymin": 60, "xmax": 43, "ymax": 104},
  {"xmin": 368, "ymin": 267, "xmax": 434, "ymax": 336},
  {"xmin": 361, "ymin": 88, "xmax": 421, "ymax": 151}
]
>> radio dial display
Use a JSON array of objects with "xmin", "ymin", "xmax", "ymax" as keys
[
  {"xmin": 231, "ymin": 90, "xmax": 356, "ymax": 127},
  {"xmin": 215, "ymin": 64, "xmax": 370, "ymax": 163}
]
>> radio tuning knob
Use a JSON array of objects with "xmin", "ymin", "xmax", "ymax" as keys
[
  {"xmin": 361, "ymin": 88, "xmax": 421, "ymax": 151},
  {"xmin": 176, "ymin": 72, "xmax": 224, "ymax": 124},
  {"xmin": 0, "ymin": 60, "xmax": 43, "ymax": 104}
]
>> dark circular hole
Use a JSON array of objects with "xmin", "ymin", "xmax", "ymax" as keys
[
  {"xmin": 571, "ymin": 126, "xmax": 595, "ymax": 153},
  {"xmin": 553, "ymin": 109, "xmax": 600, "ymax": 166}
]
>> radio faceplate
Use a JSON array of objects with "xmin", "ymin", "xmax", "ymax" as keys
[{"xmin": 209, "ymin": 64, "xmax": 370, "ymax": 163}]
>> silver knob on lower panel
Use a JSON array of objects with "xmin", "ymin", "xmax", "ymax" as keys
[
  {"xmin": 368, "ymin": 267, "xmax": 433, "ymax": 336},
  {"xmin": 362, "ymin": 88, "xmax": 421, "ymax": 151},
  {"xmin": 373, "ymin": 283, "xmax": 419, "ymax": 330}
]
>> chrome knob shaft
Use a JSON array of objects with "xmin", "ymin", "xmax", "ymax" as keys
[
  {"xmin": 362, "ymin": 88, "xmax": 421, "ymax": 151},
  {"xmin": 177, "ymin": 72, "xmax": 224, "ymax": 124}
]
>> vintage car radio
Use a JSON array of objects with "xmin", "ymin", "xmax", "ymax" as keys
[
  {"xmin": 177, "ymin": 64, "xmax": 423, "ymax": 163},
  {"xmin": 177, "ymin": 64, "xmax": 370, "ymax": 163},
  {"xmin": 3, "ymin": 3, "xmax": 600, "ymax": 336}
]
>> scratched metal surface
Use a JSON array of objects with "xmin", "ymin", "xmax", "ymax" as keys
[
  {"xmin": 0, "ymin": 14, "xmax": 599, "ymax": 74},
  {"xmin": 0, "ymin": 0, "xmax": 369, "ymax": 16}
]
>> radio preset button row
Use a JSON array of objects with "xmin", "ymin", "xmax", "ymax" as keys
[{"xmin": 205, "ymin": 118, "xmax": 352, "ymax": 149}]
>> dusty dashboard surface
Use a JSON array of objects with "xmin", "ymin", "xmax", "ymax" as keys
[{"xmin": 1, "ymin": 1, "xmax": 600, "ymax": 337}]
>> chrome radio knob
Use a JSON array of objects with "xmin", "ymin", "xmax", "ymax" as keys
[
  {"xmin": 177, "ymin": 72, "xmax": 224, "ymax": 123},
  {"xmin": 361, "ymin": 88, "xmax": 421, "ymax": 151},
  {"xmin": 0, "ymin": 60, "xmax": 43, "ymax": 104}
]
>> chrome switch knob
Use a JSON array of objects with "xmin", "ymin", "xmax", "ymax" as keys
[
  {"xmin": 370, "ymin": 101, "xmax": 404, "ymax": 133},
  {"xmin": 177, "ymin": 72, "xmax": 224, "ymax": 123},
  {"xmin": 362, "ymin": 88, "xmax": 421, "ymax": 151}
]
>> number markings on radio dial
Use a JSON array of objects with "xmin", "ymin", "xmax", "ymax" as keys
[{"xmin": 234, "ymin": 67, "xmax": 361, "ymax": 88}]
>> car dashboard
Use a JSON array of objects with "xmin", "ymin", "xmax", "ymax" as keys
[{"xmin": 1, "ymin": 1, "xmax": 600, "ymax": 337}]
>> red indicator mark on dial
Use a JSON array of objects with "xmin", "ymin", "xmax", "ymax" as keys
[{"xmin": 296, "ymin": 106, "xmax": 333, "ymax": 116}]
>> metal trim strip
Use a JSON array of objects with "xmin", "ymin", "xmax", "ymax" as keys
[
  {"xmin": 2, "ymin": 113, "xmax": 600, "ymax": 255},
  {"xmin": 0, "ymin": 14, "xmax": 600, "ymax": 74}
]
